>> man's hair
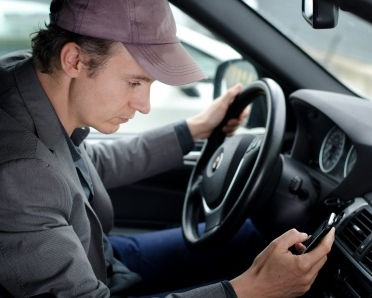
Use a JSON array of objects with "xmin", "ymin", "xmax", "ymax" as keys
[{"xmin": 32, "ymin": 0, "xmax": 115, "ymax": 77}]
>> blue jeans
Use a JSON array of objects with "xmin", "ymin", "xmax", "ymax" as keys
[{"xmin": 109, "ymin": 219, "xmax": 266, "ymax": 297}]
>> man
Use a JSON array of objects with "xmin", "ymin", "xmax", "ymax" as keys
[{"xmin": 0, "ymin": 0, "xmax": 335, "ymax": 297}]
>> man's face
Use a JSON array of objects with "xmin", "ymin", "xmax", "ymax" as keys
[{"xmin": 71, "ymin": 42, "xmax": 154, "ymax": 134}]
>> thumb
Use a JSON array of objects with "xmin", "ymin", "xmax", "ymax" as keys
[
  {"xmin": 306, "ymin": 227, "xmax": 335, "ymax": 261},
  {"xmin": 275, "ymin": 229, "xmax": 309, "ymax": 249}
]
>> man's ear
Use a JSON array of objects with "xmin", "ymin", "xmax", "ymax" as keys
[{"xmin": 60, "ymin": 42, "xmax": 85, "ymax": 78}]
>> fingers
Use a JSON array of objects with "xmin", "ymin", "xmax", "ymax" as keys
[
  {"xmin": 222, "ymin": 115, "xmax": 243, "ymax": 136},
  {"xmin": 308, "ymin": 255, "xmax": 327, "ymax": 278},
  {"xmin": 290, "ymin": 230, "xmax": 333, "ymax": 295},
  {"xmin": 296, "ymin": 229, "xmax": 334, "ymax": 294},
  {"xmin": 295, "ymin": 242, "xmax": 306, "ymax": 252},
  {"xmin": 187, "ymin": 83, "xmax": 244, "ymax": 140},
  {"xmin": 274, "ymin": 228, "xmax": 309, "ymax": 250},
  {"xmin": 292, "ymin": 255, "xmax": 327, "ymax": 296},
  {"xmin": 294, "ymin": 228, "xmax": 334, "ymax": 283},
  {"xmin": 305, "ymin": 227, "xmax": 335, "ymax": 263},
  {"xmin": 240, "ymin": 105, "xmax": 251, "ymax": 120},
  {"xmin": 219, "ymin": 84, "xmax": 246, "ymax": 137},
  {"xmin": 222, "ymin": 105, "xmax": 250, "ymax": 135},
  {"xmin": 222, "ymin": 83, "xmax": 243, "ymax": 104},
  {"xmin": 226, "ymin": 119, "xmax": 240, "ymax": 127},
  {"xmin": 230, "ymin": 83, "xmax": 243, "ymax": 97}
]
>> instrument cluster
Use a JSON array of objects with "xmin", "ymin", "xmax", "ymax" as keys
[{"xmin": 318, "ymin": 126, "xmax": 357, "ymax": 180}]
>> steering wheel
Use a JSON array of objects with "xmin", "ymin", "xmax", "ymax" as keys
[{"xmin": 182, "ymin": 78, "xmax": 286, "ymax": 250}]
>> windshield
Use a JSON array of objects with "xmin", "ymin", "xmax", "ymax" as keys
[{"xmin": 243, "ymin": 0, "xmax": 372, "ymax": 100}]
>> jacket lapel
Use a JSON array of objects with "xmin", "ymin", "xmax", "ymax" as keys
[
  {"xmin": 12, "ymin": 57, "xmax": 107, "ymax": 282},
  {"xmin": 13, "ymin": 58, "xmax": 99, "ymax": 214}
]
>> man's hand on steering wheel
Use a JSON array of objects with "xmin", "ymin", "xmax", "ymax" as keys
[{"xmin": 186, "ymin": 84, "xmax": 248, "ymax": 139}]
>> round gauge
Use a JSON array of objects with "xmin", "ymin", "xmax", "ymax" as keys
[
  {"xmin": 319, "ymin": 127, "xmax": 346, "ymax": 173},
  {"xmin": 344, "ymin": 146, "xmax": 357, "ymax": 178}
]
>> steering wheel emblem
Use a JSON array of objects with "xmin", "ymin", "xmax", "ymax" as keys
[{"xmin": 212, "ymin": 152, "xmax": 224, "ymax": 172}]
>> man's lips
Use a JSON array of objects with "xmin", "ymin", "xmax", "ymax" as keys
[
  {"xmin": 118, "ymin": 117, "xmax": 129, "ymax": 123},
  {"xmin": 117, "ymin": 115, "xmax": 134, "ymax": 123}
]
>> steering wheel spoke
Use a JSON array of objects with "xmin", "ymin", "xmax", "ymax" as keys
[
  {"xmin": 190, "ymin": 174, "xmax": 203, "ymax": 196},
  {"xmin": 203, "ymin": 203, "xmax": 223, "ymax": 233}
]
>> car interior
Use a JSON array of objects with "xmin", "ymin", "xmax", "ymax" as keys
[
  {"xmin": 110, "ymin": 0, "xmax": 372, "ymax": 296},
  {"xmin": 2, "ymin": 0, "xmax": 372, "ymax": 297}
]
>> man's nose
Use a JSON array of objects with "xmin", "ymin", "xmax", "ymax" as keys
[{"xmin": 130, "ymin": 94, "xmax": 151, "ymax": 114}]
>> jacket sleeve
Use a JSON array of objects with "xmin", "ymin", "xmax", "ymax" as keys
[
  {"xmin": 0, "ymin": 159, "xmax": 110, "ymax": 298},
  {"xmin": 166, "ymin": 282, "xmax": 228, "ymax": 298},
  {"xmin": 85, "ymin": 124, "xmax": 185, "ymax": 189}
]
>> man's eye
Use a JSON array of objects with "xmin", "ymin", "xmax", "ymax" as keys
[{"xmin": 128, "ymin": 81, "xmax": 141, "ymax": 88}]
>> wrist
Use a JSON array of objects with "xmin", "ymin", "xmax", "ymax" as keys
[
  {"xmin": 230, "ymin": 276, "xmax": 248, "ymax": 298},
  {"xmin": 186, "ymin": 115, "xmax": 206, "ymax": 140},
  {"xmin": 230, "ymin": 270, "xmax": 259, "ymax": 298}
]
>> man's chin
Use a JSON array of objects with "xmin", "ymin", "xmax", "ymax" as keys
[{"xmin": 94, "ymin": 125, "xmax": 120, "ymax": 135}]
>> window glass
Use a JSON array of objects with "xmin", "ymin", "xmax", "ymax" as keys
[
  {"xmin": 0, "ymin": 1, "xmax": 254, "ymax": 136},
  {"xmin": 242, "ymin": 0, "xmax": 372, "ymax": 100},
  {"xmin": 0, "ymin": 0, "xmax": 49, "ymax": 55},
  {"xmin": 182, "ymin": 43, "xmax": 219, "ymax": 80}
]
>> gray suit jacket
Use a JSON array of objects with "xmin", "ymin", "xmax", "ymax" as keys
[{"xmin": 0, "ymin": 54, "xmax": 228, "ymax": 297}]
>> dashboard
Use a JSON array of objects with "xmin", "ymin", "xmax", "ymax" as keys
[
  {"xmin": 288, "ymin": 89, "xmax": 372, "ymax": 200},
  {"xmin": 289, "ymin": 99, "xmax": 358, "ymax": 183},
  {"xmin": 286, "ymin": 89, "xmax": 372, "ymax": 296},
  {"xmin": 332, "ymin": 197, "xmax": 372, "ymax": 297}
]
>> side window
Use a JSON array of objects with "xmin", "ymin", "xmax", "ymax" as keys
[
  {"xmin": 0, "ymin": 1, "xmax": 259, "ymax": 136},
  {"xmin": 181, "ymin": 43, "xmax": 219, "ymax": 82},
  {"xmin": 0, "ymin": 0, "xmax": 50, "ymax": 56}
]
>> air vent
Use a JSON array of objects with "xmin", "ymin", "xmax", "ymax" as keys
[
  {"xmin": 361, "ymin": 248, "xmax": 372, "ymax": 274},
  {"xmin": 338, "ymin": 209, "xmax": 372, "ymax": 254}
]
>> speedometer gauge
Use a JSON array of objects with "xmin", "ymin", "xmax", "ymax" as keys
[
  {"xmin": 319, "ymin": 127, "xmax": 346, "ymax": 173},
  {"xmin": 344, "ymin": 146, "xmax": 357, "ymax": 178}
]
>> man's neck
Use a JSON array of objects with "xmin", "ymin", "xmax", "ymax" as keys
[{"xmin": 36, "ymin": 69, "xmax": 78, "ymax": 136}]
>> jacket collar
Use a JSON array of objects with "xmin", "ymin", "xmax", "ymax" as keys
[
  {"xmin": 14, "ymin": 58, "xmax": 65, "ymax": 150},
  {"xmin": 13, "ymin": 57, "xmax": 89, "ymax": 149}
]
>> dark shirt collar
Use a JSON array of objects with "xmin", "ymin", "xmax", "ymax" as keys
[
  {"xmin": 71, "ymin": 127, "xmax": 90, "ymax": 146},
  {"xmin": 63, "ymin": 128, "xmax": 94, "ymax": 201},
  {"xmin": 63, "ymin": 127, "xmax": 90, "ymax": 162}
]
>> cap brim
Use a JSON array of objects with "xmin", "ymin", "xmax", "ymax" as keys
[{"xmin": 125, "ymin": 42, "xmax": 207, "ymax": 86}]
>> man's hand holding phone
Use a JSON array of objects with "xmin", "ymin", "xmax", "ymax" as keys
[
  {"xmin": 293, "ymin": 212, "xmax": 341, "ymax": 255},
  {"xmin": 231, "ymin": 227, "xmax": 335, "ymax": 297}
]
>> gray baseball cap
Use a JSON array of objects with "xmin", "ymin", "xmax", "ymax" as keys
[{"xmin": 51, "ymin": 0, "xmax": 206, "ymax": 86}]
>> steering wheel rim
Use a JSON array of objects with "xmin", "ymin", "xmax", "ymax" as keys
[{"xmin": 182, "ymin": 78, "xmax": 286, "ymax": 250}]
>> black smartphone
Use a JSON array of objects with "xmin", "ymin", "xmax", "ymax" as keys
[{"xmin": 300, "ymin": 212, "xmax": 338, "ymax": 254}]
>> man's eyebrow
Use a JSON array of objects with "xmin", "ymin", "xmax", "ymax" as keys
[{"xmin": 127, "ymin": 75, "xmax": 153, "ymax": 82}]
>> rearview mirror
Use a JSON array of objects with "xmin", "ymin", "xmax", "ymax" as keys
[{"xmin": 302, "ymin": 0, "xmax": 339, "ymax": 28}]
